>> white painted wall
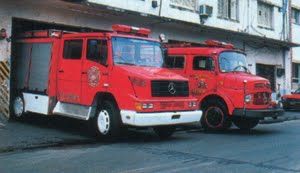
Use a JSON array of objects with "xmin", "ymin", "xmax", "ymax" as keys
[
  {"xmin": 292, "ymin": 0, "xmax": 300, "ymax": 62},
  {"xmin": 88, "ymin": 0, "xmax": 290, "ymax": 41}
]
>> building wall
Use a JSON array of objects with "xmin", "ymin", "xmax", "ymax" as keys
[
  {"xmin": 291, "ymin": 0, "xmax": 300, "ymax": 89},
  {"xmin": 88, "ymin": 0, "xmax": 290, "ymax": 41}
]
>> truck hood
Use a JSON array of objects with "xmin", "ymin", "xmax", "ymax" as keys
[
  {"xmin": 282, "ymin": 94, "xmax": 300, "ymax": 99},
  {"xmin": 223, "ymin": 72, "xmax": 270, "ymax": 90},
  {"xmin": 116, "ymin": 65, "xmax": 187, "ymax": 81}
]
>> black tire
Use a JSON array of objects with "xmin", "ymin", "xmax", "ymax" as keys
[
  {"xmin": 232, "ymin": 117, "xmax": 259, "ymax": 131},
  {"xmin": 200, "ymin": 99, "xmax": 232, "ymax": 131},
  {"xmin": 91, "ymin": 100, "xmax": 121, "ymax": 140},
  {"xmin": 282, "ymin": 105, "xmax": 289, "ymax": 111},
  {"xmin": 153, "ymin": 126, "xmax": 175, "ymax": 139},
  {"xmin": 12, "ymin": 95, "xmax": 25, "ymax": 119}
]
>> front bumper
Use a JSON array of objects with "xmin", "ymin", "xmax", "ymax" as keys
[
  {"xmin": 232, "ymin": 108, "xmax": 284, "ymax": 119},
  {"xmin": 120, "ymin": 110, "xmax": 202, "ymax": 127}
]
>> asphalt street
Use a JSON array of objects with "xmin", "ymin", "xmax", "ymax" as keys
[{"xmin": 0, "ymin": 112, "xmax": 299, "ymax": 173}]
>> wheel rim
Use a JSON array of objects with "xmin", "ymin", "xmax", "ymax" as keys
[
  {"xmin": 97, "ymin": 110, "xmax": 110, "ymax": 135},
  {"xmin": 13, "ymin": 97, "xmax": 24, "ymax": 117},
  {"xmin": 205, "ymin": 106, "xmax": 224, "ymax": 128}
]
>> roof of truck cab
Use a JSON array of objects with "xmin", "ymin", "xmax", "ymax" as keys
[
  {"xmin": 167, "ymin": 47, "xmax": 244, "ymax": 55},
  {"xmin": 62, "ymin": 32, "xmax": 159, "ymax": 42}
]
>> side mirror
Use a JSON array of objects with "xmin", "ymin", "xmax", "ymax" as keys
[{"xmin": 291, "ymin": 91, "xmax": 294, "ymax": 94}]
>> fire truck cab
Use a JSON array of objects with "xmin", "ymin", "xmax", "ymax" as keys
[
  {"xmin": 12, "ymin": 24, "xmax": 202, "ymax": 139},
  {"xmin": 165, "ymin": 40, "xmax": 284, "ymax": 131}
]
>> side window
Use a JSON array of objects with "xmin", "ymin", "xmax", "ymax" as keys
[
  {"xmin": 193, "ymin": 56, "xmax": 215, "ymax": 71},
  {"xmin": 63, "ymin": 40, "xmax": 83, "ymax": 59},
  {"xmin": 86, "ymin": 39, "xmax": 108, "ymax": 65},
  {"xmin": 165, "ymin": 56, "xmax": 185, "ymax": 69}
]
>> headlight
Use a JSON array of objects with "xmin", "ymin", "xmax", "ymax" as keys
[
  {"xmin": 135, "ymin": 102, "xmax": 154, "ymax": 111},
  {"xmin": 189, "ymin": 102, "xmax": 197, "ymax": 107},
  {"xmin": 245, "ymin": 94, "xmax": 252, "ymax": 103}
]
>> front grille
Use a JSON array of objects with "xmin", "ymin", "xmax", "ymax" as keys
[
  {"xmin": 151, "ymin": 80, "xmax": 189, "ymax": 97},
  {"xmin": 253, "ymin": 92, "xmax": 270, "ymax": 105}
]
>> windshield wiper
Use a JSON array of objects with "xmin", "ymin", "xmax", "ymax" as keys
[{"xmin": 115, "ymin": 62, "xmax": 135, "ymax": 66}]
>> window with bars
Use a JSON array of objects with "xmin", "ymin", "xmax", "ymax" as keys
[
  {"xmin": 292, "ymin": 8, "xmax": 300, "ymax": 25},
  {"xmin": 218, "ymin": 0, "xmax": 239, "ymax": 21},
  {"xmin": 257, "ymin": 2, "xmax": 274, "ymax": 29}
]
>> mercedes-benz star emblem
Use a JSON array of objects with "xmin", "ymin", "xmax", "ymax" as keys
[{"xmin": 168, "ymin": 82, "xmax": 176, "ymax": 95}]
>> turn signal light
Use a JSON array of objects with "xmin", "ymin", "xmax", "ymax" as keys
[{"xmin": 135, "ymin": 102, "xmax": 154, "ymax": 111}]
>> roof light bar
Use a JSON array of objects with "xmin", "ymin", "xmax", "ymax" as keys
[
  {"xmin": 112, "ymin": 24, "xmax": 151, "ymax": 36},
  {"xmin": 205, "ymin": 40, "xmax": 234, "ymax": 49}
]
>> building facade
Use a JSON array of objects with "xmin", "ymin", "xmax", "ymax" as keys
[
  {"xmin": 0, "ymin": 0, "xmax": 298, "ymax": 119},
  {"xmin": 291, "ymin": 0, "xmax": 300, "ymax": 89}
]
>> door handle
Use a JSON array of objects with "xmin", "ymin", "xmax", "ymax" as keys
[
  {"xmin": 82, "ymin": 71, "xmax": 87, "ymax": 74},
  {"xmin": 58, "ymin": 70, "xmax": 64, "ymax": 73}
]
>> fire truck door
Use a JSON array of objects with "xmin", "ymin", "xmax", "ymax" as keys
[
  {"xmin": 57, "ymin": 39, "xmax": 84, "ymax": 104},
  {"xmin": 190, "ymin": 56, "xmax": 217, "ymax": 96},
  {"xmin": 81, "ymin": 39, "xmax": 109, "ymax": 105}
]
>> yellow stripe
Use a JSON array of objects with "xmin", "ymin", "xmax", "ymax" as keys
[
  {"xmin": 0, "ymin": 69, "xmax": 8, "ymax": 81},
  {"xmin": 0, "ymin": 64, "xmax": 9, "ymax": 77},
  {"xmin": 0, "ymin": 61, "xmax": 9, "ymax": 119}
]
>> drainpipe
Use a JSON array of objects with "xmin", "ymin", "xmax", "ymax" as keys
[{"xmin": 289, "ymin": 0, "xmax": 293, "ymax": 90}]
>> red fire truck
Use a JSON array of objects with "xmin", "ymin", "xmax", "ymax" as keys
[
  {"xmin": 165, "ymin": 40, "xmax": 284, "ymax": 131},
  {"xmin": 12, "ymin": 24, "xmax": 202, "ymax": 139}
]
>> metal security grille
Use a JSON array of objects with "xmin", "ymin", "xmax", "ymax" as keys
[
  {"xmin": 151, "ymin": 80, "xmax": 189, "ymax": 97},
  {"xmin": 0, "ymin": 61, "xmax": 10, "ymax": 119}
]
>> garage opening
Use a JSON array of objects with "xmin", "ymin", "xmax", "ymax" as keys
[
  {"xmin": 256, "ymin": 63, "xmax": 276, "ymax": 91},
  {"xmin": 9, "ymin": 18, "xmax": 102, "ymax": 115}
]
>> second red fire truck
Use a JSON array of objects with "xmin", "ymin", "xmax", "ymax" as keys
[
  {"xmin": 165, "ymin": 40, "xmax": 284, "ymax": 131},
  {"xmin": 12, "ymin": 24, "xmax": 202, "ymax": 139}
]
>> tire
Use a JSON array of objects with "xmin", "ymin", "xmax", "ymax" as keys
[
  {"xmin": 153, "ymin": 126, "xmax": 175, "ymax": 139},
  {"xmin": 200, "ymin": 99, "xmax": 232, "ymax": 131},
  {"xmin": 232, "ymin": 117, "xmax": 259, "ymax": 131},
  {"xmin": 282, "ymin": 105, "xmax": 289, "ymax": 111},
  {"xmin": 12, "ymin": 95, "xmax": 25, "ymax": 119},
  {"xmin": 91, "ymin": 100, "xmax": 121, "ymax": 140}
]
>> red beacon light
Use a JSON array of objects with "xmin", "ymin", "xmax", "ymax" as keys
[
  {"xmin": 112, "ymin": 24, "xmax": 151, "ymax": 36},
  {"xmin": 205, "ymin": 40, "xmax": 234, "ymax": 49}
]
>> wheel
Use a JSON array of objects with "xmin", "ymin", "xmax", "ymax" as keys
[
  {"xmin": 282, "ymin": 105, "xmax": 289, "ymax": 111},
  {"xmin": 153, "ymin": 126, "xmax": 175, "ymax": 139},
  {"xmin": 91, "ymin": 100, "xmax": 121, "ymax": 140},
  {"xmin": 12, "ymin": 95, "xmax": 25, "ymax": 119},
  {"xmin": 232, "ymin": 117, "xmax": 259, "ymax": 131},
  {"xmin": 200, "ymin": 99, "xmax": 232, "ymax": 131}
]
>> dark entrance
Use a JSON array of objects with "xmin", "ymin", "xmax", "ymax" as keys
[{"xmin": 256, "ymin": 64, "xmax": 276, "ymax": 91}]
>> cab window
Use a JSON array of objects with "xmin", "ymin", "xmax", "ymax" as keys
[
  {"xmin": 193, "ymin": 56, "xmax": 215, "ymax": 71},
  {"xmin": 63, "ymin": 40, "xmax": 83, "ymax": 59},
  {"xmin": 165, "ymin": 56, "xmax": 185, "ymax": 69},
  {"xmin": 86, "ymin": 39, "xmax": 108, "ymax": 65}
]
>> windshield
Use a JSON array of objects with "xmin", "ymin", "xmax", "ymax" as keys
[
  {"xmin": 112, "ymin": 37, "xmax": 163, "ymax": 67},
  {"xmin": 219, "ymin": 52, "xmax": 247, "ymax": 72},
  {"xmin": 294, "ymin": 88, "xmax": 300, "ymax": 94}
]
